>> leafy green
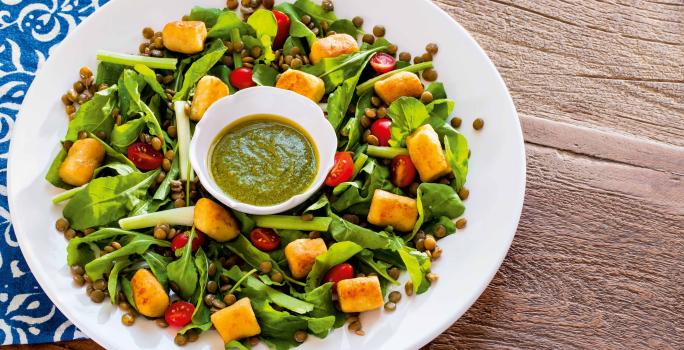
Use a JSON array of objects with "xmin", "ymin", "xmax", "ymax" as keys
[
  {"xmin": 64, "ymin": 85, "xmax": 117, "ymax": 142},
  {"xmin": 224, "ymin": 266, "xmax": 313, "ymax": 314},
  {"xmin": 231, "ymin": 209, "xmax": 255, "ymax": 233},
  {"xmin": 190, "ymin": 248, "xmax": 210, "ymax": 324},
  {"xmin": 332, "ymin": 159, "xmax": 401, "ymax": 213},
  {"xmin": 63, "ymin": 170, "xmax": 159, "ymax": 230},
  {"xmin": 274, "ymin": 3, "xmax": 316, "ymax": 46},
  {"xmin": 356, "ymin": 249, "xmax": 399, "ymax": 285},
  {"xmin": 93, "ymin": 163, "xmax": 136, "ymax": 177},
  {"xmin": 134, "ymin": 64, "xmax": 168, "ymax": 101},
  {"xmin": 178, "ymin": 321, "xmax": 213, "ymax": 336},
  {"xmin": 107, "ymin": 258, "xmax": 132, "ymax": 304},
  {"xmin": 282, "ymin": 36, "xmax": 306, "ymax": 56},
  {"xmin": 356, "ymin": 61, "xmax": 433, "ymax": 95},
  {"xmin": 224, "ymin": 235, "xmax": 301, "ymax": 285},
  {"xmin": 94, "ymin": 62, "xmax": 124, "ymax": 86},
  {"xmin": 329, "ymin": 19, "xmax": 364, "ymax": 37},
  {"xmin": 341, "ymin": 90, "xmax": 371, "ymax": 151},
  {"xmin": 167, "ymin": 229, "xmax": 198, "ymax": 299},
  {"xmin": 88, "ymin": 132, "xmax": 137, "ymax": 168},
  {"xmin": 225, "ymin": 340, "xmax": 250, "ymax": 350},
  {"xmin": 398, "ymin": 246, "xmax": 431, "ymax": 294},
  {"xmin": 207, "ymin": 11, "xmax": 255, "ymax": 39},
  {"xmin": 247, "ymin": 9, "xmax": 277, "ymax": 63},
  {"xmin": 325, "ymin": 52, "xmax": 373, "ymax": 130},
  {"xmin": 328, "ymin": 211, "xmax": 402, "ymax": 250},
  {"xmin": 293, "ymin": 0, "xmax": 337, "ymax": 24},
  {"xmin": 252, "ymin": 64, "xmax": 279, "ymax": 86},
  {"xmin": 109, "ymin": 117, "xmax": 145, "ymax": 152},
  {"xmin": 120, "ymin": 276, "xmax": 136, "ymax": 309},
  {"xmin": 387, "ymin": 97, "xmax": 429, "ymax": 147},
  {"xmin": 188, "ymin": 6, "xmax": 223, "ymax": 27},
  {"xmin": 142, "ymin": 251, "xmax": 171, "ymax": 289},
  {"xmin": 173, "ymin": 40, "xmax": 227, "ymax": 101},
  {"xmin": 301, "ymin": 46, "xmax": 385, "ymax": 93},
  {"xmin": 305, "ymin": 241, "xmax": 363, "ymax": 291},
  {"xmin": 208, "ymin": 64, "xmax": 235, "ymax": 93},
  {"xmin": 45, "ymin": 149, "xmax": 70, "ymax": 189},
  {"xmin": 444, "ymin": 129, "xmax": 469, "ymax": 190},
  {"xmin": 120, "ymin": 70, "xmax": 164, "ymax": 147}
]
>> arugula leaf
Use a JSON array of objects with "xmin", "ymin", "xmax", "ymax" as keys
[
  {"xmin": 84, "ymin": 234, "xmax": 170, "ymax": 281},
  {"xmin": 143, "ymin": 251, "xmax": 171, "ymax": 289},
  {"xmin": 45, "ymin": 149, "xmax": 70, "ymax": 189},
  {"xmin": 88, "ymin": 132, "xmax": 136, "ymax": 168},
  {"xmin": 274, "ymin": 3, "xmax": 316, "ymax": 46},
  {"xmin": 305, "ymin": 241, "xmax": 363, "ymax": 291},
  {"xmin": 120, "ymin": 70, "xmax": 164, "ymax": 147},
  {"xmin": 329, "ymin": 19, "xmax": 364, "ymax": 37},
  {"xmin": 341, "ymin": 90, "xmax": 371, "ymax": 151},
  {"xmin": 332, "ymin": 159, "xmax": 401, "ymax": 213},
  {"xmin": 64, "ymin": 85, "xmax": 117, "ymax": 142},
  {"xmin": 94, "ymin": 62, "xmax": 124, "ymax": 86},
  {"xmin": 93, "ymin": 162, "xmax": 136, "ymax": 177},
  {"xmin": 107, "ymin": 259, "xmax": 132, "ymax": 304},
  {"xmin": 225, "ymin": 340, "xmax": 250, "ymax": 350},
  {"xmin": 282, "ymin": 36, "xmax": 306, "ymax": 56},
  {"xmin": 290, "ymin": 283, "xmax": 343, "ymax": 326},
  {"xmin": 191, "ymin": 248, "xmax": 210, "ymax": 324},
  {"xmin": 444, "ymin": 129, "xmax": 469, "ymax": 190},
  {"xmin": 167, "ymin": 229, "xmax": 198, "ymax": 299},
  {"xmin": 328, "ymin": 211, "xmax": 401, "ymax": 250},
  {"xmin": 66, "ymin": 228, "xmax": 135, "ymax": 266},
  {"xmin": 178, "ymin": 321, "xmax": 213, "ymax": 336},
  {"xmin": 188, "ymin": 6, "xmax": 223, "ymax": 27},
  {"xmin": 398, "ymin": 246, "xmax": 431, "ymax": 294},
  {"xmin": 325, "ymin": 52, "xmax": 373, "ymax": 130},
  {"xmin": 63, "ymin": 170, "xmax": 159, "ymax": 230},
  {"xmin": 252, "ymin": 64, "xmax": 279, "ymax": 86},
  {"xmin": 109, "ymin": 117, "xmax": 146, "ymax": 152},
  {"xmin": 120, "ymin": 276, "xmax": 136, "ymax": 309},
  {"xmin": 293, "ymin": 0, "xmax": 337, "ymax": 24},
  {"xmin": 231, "ymin": 210, "xmax": 255, "ymax": 233},
  {"xmin": 247, "ymin": 9, "xmax": 277, "ymax": 63},
  {"xmin": 173, "ymin": 40, "xmax": 227, "ymax": 101},
  {"xmin": 223, "ymin": 235, "xmax": 302, "ymax": 285},
  {"xmin": 134, "ymin": 64, "xmax": 168, "ymax": 101},
  {"xmin": 208, "ymin": 64, "xmax": 235, "ymax": 93},
  {"xmin": 387, "ymin": 96, "xmax": 429, "ymax": 147},
  {"xmin": 207, "ymin": 11, "xmax": 255, "ymax": 39},
  {"xmin": 224, "ymin": 266, "xmax": 313, "ymax": 314},
  {"xmin": 412, "ymin": 183, "xmax": 464, "ymax": 239},
  {"xmin": 356, "ymin": 249, "xmax": 399, "ymax": 285},
  {"xmin": 301, "ymin": 47, "xmax": 385, "ymax": 93}
]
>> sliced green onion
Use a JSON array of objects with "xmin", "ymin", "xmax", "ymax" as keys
[
  {"xmin": 174, "ymin": 101, "xmax": 194, "ymax": 182},
  {"xmin": 366, "ymin": 145, "xmax": 410, "ymax": 159},
  {"xmin": 118, "ymin": 207, "xmax": 195, "ymax": 230},
  {"xmin": 51, "ymin": 184, "xmax": 87, "ymax": 204},
  {"xmin": 253, "ymin": 215, "xmax": 332, "ymax": 232},
  {"xmin": 96, "ymin": 50, "xmax": 178, "ymax": 70}
]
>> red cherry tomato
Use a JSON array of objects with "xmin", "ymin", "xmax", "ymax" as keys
[
  {"xmin": 390, "ymin": 155, "xmax": 417, "ymax": 187},
  {"xmin": 249, "ymin": 227, "xmax": 280, "ymax": 252},
  {"xmin": 229, "ymin": 67, "xmax": 256, "ymax": 90},
  {"xmin": 370, "ymin": 118, "xmax": 392, "ymax": 147},
  {"xmin": 323, "ymin": 263, "xmax": 355, "ymax": 293},
  {"xmin": 370, "ymin": 53, "xmax": 397, "ymax": 74},
  {"xmin": 272, "ymin": 10, "xmax": 291, "ymax": 49},
  {"xmin": 325, "ymin": 152, "xmax": 354, "ymax": 187},
  {"xmin": 164, "ymin": 301, "xmax": 195, "ymax": 328},
  {"xmin": 170, "ymin": 231, "xmax": 205, "ymax": 253},
  {"xmin": 127, "ymin": 142, "xmax": 163, "ymax": 170}
]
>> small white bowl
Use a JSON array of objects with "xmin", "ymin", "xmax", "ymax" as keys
[{"xmin": 189, "ymin": 86, "xmax": 337, "ymax": 215}]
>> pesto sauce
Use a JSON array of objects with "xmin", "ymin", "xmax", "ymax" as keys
[{"xmin": 210, "ymin": 115, "xmax": 318, "ymax": 206}]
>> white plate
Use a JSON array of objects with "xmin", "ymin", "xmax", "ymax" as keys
[{"xmin": 8, "ymin": 0, "xmax": 526, "ymax": 349}]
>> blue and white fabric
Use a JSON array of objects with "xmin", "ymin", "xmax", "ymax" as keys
[{"xmin": 0, "ymin": 0, "xmax": 107, "ymax": 344}]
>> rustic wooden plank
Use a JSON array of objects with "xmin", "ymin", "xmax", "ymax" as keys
[{"xmin": 435, "ymin": 0, "xmax": 684, "ymax": 147}]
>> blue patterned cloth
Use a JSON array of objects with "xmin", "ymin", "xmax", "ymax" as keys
[{"xmin": 0, "ymin": 0, "xmax": 107, "ymax": 344}]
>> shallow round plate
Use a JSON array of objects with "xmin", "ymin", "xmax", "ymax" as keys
[{"xmin": 8, "ymin": 0, "xmax": 525, "ymax": 349}]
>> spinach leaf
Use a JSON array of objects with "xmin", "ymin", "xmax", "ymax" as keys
[
  {"xmin": 424, "ymin": 216, "xmax": 456, "ymax": 237},
  {"xmin": 94, "ymin": 62, "xmax": 124, "ymax": 86},
  {"xmin": 67, "ymin": 228, "xmax": 137, "ymax": 266},
  {"xmin": 208, "ymin": 64, "xmax": 235, "ymax": 93},
  {"xmin": 426, "ymin": 82, "xmax": 447, "ymax": 99},
  {"xmin": 191, "ymin": 248, "xmax": 210, "ymax": 324},
  {"xmin": 290, "ymin": 283, "xmax": 341, "ymax": 324},
  {"xmin": 341, "ymin": 90, "xmax": 371, "ymax": 151},
  {"xmin": 168, "ymin": 229, "xmax": 199, "ymax": 299},
  {"xmin": 117, "ymin": 70, "xmax": 146, "ymax": 118},
  {"xmin": 45, "ymin": 149, "xmax": 70, "ymax": 189},
  {"xmin": 225, "ymin": 340, "xmax": 250, "ymax": 350},
  {"xmin": 109, "ymin": 117, "xmax": 146, "ymax": 152},
  {"xmin": 356, "ymin": 249, "xmax": 399, "ymax": 285},
  {"xmin": 173, "ymin": 40, "xmax": 227, "ymax": 102},
  {"xmin": 64, "ymin": 85, "xmax": 117, "ymax": 142},
  {"xmin": 387, "ymin": 96, "xmax": 429, "ymax": 147},
  {"xmin": 89, "ymin": 132, "xmax": 137, "ymax": 168},
  {"xmin": 247, "ymin": 9, "xmax": 277, "ymax": 63},
  {"xmin": 93, "ymin": 162, "xmax": 137, "ymax": 177},
  {"xmin": 250, "ymin": 297, "xmax": 334, "ymax": 345},
  {"xmin": 398, "ymin": 246, "xmax": 431, "ymax": 294},
  {"xmin": 120, "ymin": 276, "xmax": 136, "ymax": 309},
  {"xmin": 303, "ymin": 195, "xmax": 329, "ymax": 213},
  {"xmin": 252, "ymin": 64, "xmax": 279, "ymax": 86},
  {"xmin": 328, "ymin": 19, "xmax": 364, "ymax": 37},
  {"xmin": 293, "ymin": 0, "xmax": 337, "ymax": 24},
  {"xmin": 63, "ymin": 170, "xmax": 159, "ymax": 230},
  {"xmin": 305, "ymin": 241, "xmax": 363, "ymax": 291},
  {"xmin": 332, "ymin": 159, "xmax": 401, "ymax": 213},
  {"xmin": 444, "ymin": 129, "xmax": 469, "ymax": 190},
  {"xmin": 142, "ymin": 251, "xmax": 171, "ymax": 289},
  {"xmin": 121, "ymin": 70, "xmax": 164, "ymax": 144},
  {"xmin": 224, "ymin": 266, "xmax": 314, "ymax": 314},
  {"xmin": 84, "ymin": 234, "xmax": 170, "ymax": 281},
  {"xmin": 325, "ymin": 52, "xmax": 373, "ymax": 130},
  {"xmin": 301, "ymin": 46, "xmax": 385, "ymax": 93},
  {"xmin": 412, "ymin": 183, "xmax": 464, "ymax": 238},
  {"xmin": 178, "ymin": 321, "xmax": 213, "ymax": 336},
  {"xmin": 223, "ymin": 235, "xmax": 301, "ymax": 285},
  {"xmin": 188, "ymin": 6, "xmax": 223, "ymax": 27},
  {"xmin": 328, "ymin": 211, "xmax": 401, "ymax": 250},
  {"xmin": 134, "ymin": 64, "xmax": 168, "ymax": 101},
  {"xmin": 274, "ymin": 3, "xmax": 316, "ymax": 46},
  {"xmin": 207, "ymin": 11, "xmax": 255, "ymax": 39},
  {"xmin": 107, "ymin": 259, "xmax": 132, "ymax": 304},
  {"xmin": 282, "ymin": 36, "xmax": 306, "ymax": 56}
]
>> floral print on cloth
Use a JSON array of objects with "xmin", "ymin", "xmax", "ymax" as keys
[{"xmin": 0, "ymin": 0, "xmax": 108, "ymax": 344}]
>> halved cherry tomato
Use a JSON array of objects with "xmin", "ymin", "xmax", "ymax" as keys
[
  {"xmin": 229, "ymin": 67, "xmax": 256, "ymax": 90},
  {"xmin": 370, "ymin": 53, "xmax": 397, "ymax": 74},
  {"xmin": 164, "ymin": 301, "xmax": 195, "ymax": 328},
  {"xmin": 370, "ymin": 118, "xmax": 392, "ymax": 147},
  {"xmin": 127, "ymin": 142, "xmax": 163, "ymax": 170},
  {"xmin": 249, "ymin": 227, "xmax": 280, "ymax": 252},
  {"xmin": 170, "ymin": 231, "xmax": 206, "ymax": 252},
  {"xmin": 390, "ymin": 155, "xmax": 417, "ymax": 187},
  {"xmin": 272, "ymin": 10, "xmax": 291, "ymax": 49},
  {"xmin": 325, "ymin": 152, "xmax": 354, "ymax": 187},
  {"xmin": 323, "ymin": 263, "xmax": 355, "ymax": 293}
]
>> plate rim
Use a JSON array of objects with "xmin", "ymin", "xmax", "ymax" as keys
[{"xmin": 7, "ymin": 0, "xmax": 526, "ymax": 348}]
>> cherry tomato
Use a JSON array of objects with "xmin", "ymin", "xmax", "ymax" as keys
[
  {"xmin": 170, "ymin": 231, "xmax": 206, "ymax": 253},
  {"xmin": 325, "ymin": 152, "xmax": 354, "ymax": 186},
  {"xmin": 249, "ymin": 227, "xmax": 280, "ymax": 252},
  {"xmin": 164, "ymin": 301, "xmax": 195, "ymax": 328},
  {"xmin": 370, "ymin": 53, "xmax": 397, "ymax": 74},
  {"xmin": 127, "ymin": 142, "xmax": 163, "ymax": 170},
  {"xmin": 272, "ymin": 10, "xmax": 291, "ymax": 49},
  {"xmin": 229, "ymin": 67, "xmax": 256, "ymax": 90},
  {"xmin": 390, "ymin": 155, "xmax": 417, "ymax": 187},
  {"xmin": 323, "ymin": 263, "xmax": 355, "ymax": 293},
  {"xmin": 370, "ymin": 118, "xmax": 392, "ymax": 147}
]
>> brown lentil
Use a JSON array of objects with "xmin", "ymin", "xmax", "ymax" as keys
[
  {"xmin": 366, "ymin": 134, "xmax": 380, "ymax": 146},
  {"xmin": 102, "ymin": 246, "xmax": 114, "ymax": 253},
  {"xmin": 187, "ymin": 330, "xmax": 199, "ymax": 342},
  {"xmin": 377, "ymin": 106, "xmax": 387, "ymax": 117},
  {"xmin": 473, "ymin": 118, "xmax": 484, "ymax": 130},
  {"xmin": 388, "ymin": 291, "xmax": 402, "ymax": 303},
  {"xmin": 424, "ymin": 235, "xmax": 437, "ymax": 251},
  {"xmin": 204, "ymin": 294, "xmax": 216, "ymax": 306},
  {"xmin": 250, "ymin": 0, "xmax": 261, "ymax": 9},
  {"xmin": 388, "ymin": 267, "xmax": 401, "ymax": 280},
  {"xmin": 427, "ymin": 272, "xmax": 439, "ymax": 283},
  {"xmin": 455, "ymin": 218, "xmax": 467, "ymax": 229},
  {"xmin": 162, "ymin": 158, "xmax": 172, "ymax": 172},
  {"xmin": 153, "ymin": 227, "xmax": 167, "ymax": 240},
  {"xmin": 458, "ymin": 187, "xmax": 470, "ymax": 200},
  {"xmin": 64, "ymin": 228, "xmax": 77, "ymax": 240},
  {"xmin": 208, "ymin": 263, "xmax": 217, "ymax": 277},
  {"xmin": 384, "ymin": 301, "xmax": 397, "ymax": 311},
  {"xmin": 72, "ymin": 274, "xmax": 85, "ymax": 286},
  {"xmin": 432, "ymin": 246, "xmax": 443, "ymax": 259},
  {"xmin": 155, "ymin": 318, "xmax": 168, "ymax": 328},
  {"xmin": 421, "ymin": 52, "xmax": 433, "ymax": 62},
  {"xmin": 248, "ymin": 337, "xmax": 260, "ymax": 346},
  {"xmin": 434, "ymin": 224, "xmax": 447, "ymax": 238},
  {"xmin": 420, "ymin": 91, "xmax": 433, "ymax": 104},
  {"xmin": 352, "ymin": 16, "xmax": 363, "ymax": 27},
  {"xmin": 415, "ymin": 238, "xmax": 425, "ymax": 251},
  {"xmin": 270, "ymin": 272, "xmax": 284, "ymax": 284},
  {"xmin": 174, "ymin": 334, "xmax": 188, "ymax": 346},
  {"xmin": 405, "ymin": 281, "xmax": 414, "ymax": 296},
  {"xmin": 426, "ymin": 42, "xmax": 439, "ymax": 55},
  {"xmin": 90, "ymin": 289, "xmax": 105, "ymax": 303},
  {"xmin": 450, "ymin": 117, "xmax": 462, "ymax": 128},
  {"xmin": 167, "ymin": 125, "xmax": 177, "ymax": 138},
  {"xmin": 362, "ymin": 34, "xmax": 375, "ymax": 44},
  {"xmin": 301, "ymin": 213, "xmax": 314, "ymax": 221},
  {"xmin": 321, "ymin": 0, "xmax": 334, "ymax": 11},
  {"xmin": 413, "ymin": 56, "xmax": 423, "ymax": 64},
  {"xmin": 398, "ymin": 52, "xmax": 411, "ymax": 62},
  {"xmin": 263, "ymin": 0, "xmax": 274, "ymax": 9},
  {"xmin": 259, "ymin": 261, "xmax": 273, "ymax": 274},
  {"xmin": 364, "ymin": 108, "xmax": 377, "ymax": 118},
  {"xmin": 227, "ymin": 0, "xmax": 239, "ymax": 9},
  {"xmin": 301, "ymin": 15, "xmax": 311, "ymax": 25},
  {"xmin": 422, "ymin": 68, "xmax": 438, "ymax": 81},
  {"xmin": 79, "ymin": 66, "xmax": 93, "ymax": 79},
  {"xmin": 373, "ymin": 25, "xmax": 385, "ymax": 37},
  {"xmin": 207, "ymin": 280, "xmax": 218, "ymax": 293},
  {"xmin": 121, "ymin": 313, "xmax": 136, "ymax": 326},
  {"xmin": 348, "ymin": 320, "xmax": 362, "ymax": 332},
  {"xmin": 370, "ymin": 96, "xmax": 382, "ymax": 107},
  {"xmin": 56, "ymin": 218, "xmax": 70, "ymax": 232},
  {"xmin": 223, "ymin": 293, "xmax": 237, "ymax": 306},
  {"xmin": 294, "ymin": 330, "xmax": 308, "ymax": 343}
]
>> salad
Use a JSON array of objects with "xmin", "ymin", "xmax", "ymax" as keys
[{"xmin": 47, "ymin": 0, "xmax": 472, "ymax": 348}]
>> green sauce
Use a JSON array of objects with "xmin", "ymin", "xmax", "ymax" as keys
[{"xmin": 210, "ymin": 115, "xmax": 318, "ymax": 206}]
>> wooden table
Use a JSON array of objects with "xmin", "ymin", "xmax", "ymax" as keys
[{"xmin": 8, "ymin": 1, "xmax": 683, "ymax": 349}]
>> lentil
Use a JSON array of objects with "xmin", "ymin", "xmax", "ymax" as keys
[
  {"xmin": 259, "ymin": 261, "xmax": 273, "ymax": 274},
  {"xmin": 422, "ymin": 68, "xmax": 438, "ymax": 81},
  {"xmin": 79, "ymin": 66, "xmax": 93, "ymax": 79},
  {"xmin": 90, "ymin": 289, "xmax": 105, "ymax": 303},
  {"xmin": 432, "ymin": 246, "xmax": 443, "ymax": 259},
  {"xmin": 56, "ymin": 218, "xmax": 70, "ymax": 232},
  {"xmin": 270, "ymin": 272, "xmax": 284, "ymax": 283},
  {"xmin": 362, "ymin": 34, "xmax": 375, "ymax": 44},
  {"xmin": 187, "ymin": 330, "xmax": 199, "ymax": 342},
  {"xmin": 421, "ymin": 52, "xmax": 433, "ymax": 62},
  {"xmin": 294, "ymin": 330, "xmax": 308, "ymax": 343},
  {"xmin": 227, "ymin": 0, "xmax": 239, "ymax": 9},
  {"xmin": 155, "ymin": 318, "xmax": 169, "ymax": 328},
  {"xmin": 426, "ymin": 42, "xmax": 439, "ymax": 55},
  {"xmin": 427, "ymin": 272, "xmax": 439, "ymax": 283},
  {"xmin": 415, "ymin": 238, "xmax": 425, "ymax": 251},
  {"xmin": 208, "ymin": 263, "xmax": 217, "ymax": 277},
  {"xmin": 301, "ymin": 213, "xmax": 314, "ymax": 221},
  {"xmin": 398, "ymin": 52, "xmax": 411, "ymax": 62},
  {"xmin": 64, "ymin": 228, "xmax": 77, "ymax": 240},
  {"xmin": 384, "ymin": 301, "xmax": 396, "ymax": 311},
  {"xmin": 121, "ymin": 313, "xmax": 136, "ymax": 326},
  {"xmin": 388, "ymin": 44, "xmax": 398, "ymax": 55},
  {"xmin": 413, "ymin": 56, "xmax": 423, "ymax": 64},
  {"xmin": 388, "ymin": 267, "xmax": 401, "ymax": 280},
  {"xmin": 204, "ymin": 294, "xmax": 216, "ymax": 306},
  {"xmin": 348, "ymin": 320, "xmax": 362, "ymax": 332},
  {"xmin": 450, "ymin": 117, "xmax": 462, "ymax": 128},
  {"xmin": 370, "ymin": 96, "xmax": 382, "ymax": 107},
  {"xmin": 420, "ymin": 91, "xmax": 433, "ymax": 104},
  {"xmin": 207, "ymin": 280, "xmax": 218, "ymax": 293},
  {"xmin": 473, "ymin": 118, "xmax": 484, "ymax": 130},
  {"xmin": 352, "ymin": 16, "xmax": 363, "ymax": 27},
  {"xmin": 424, "ymin": 235, "xmax": 437, "ymax": 251},
  {"xmin": 223, "ymin": 293, "xmax": 237, "ymax": 306},
  {"xmin": 377, "ymin": 106, "xmax": 387, "ymax": 117},
  {"xmin": 263, "ymin": 0, "xmax": 274, "ymax": 9},
  {"xmin": 174, "ymin": 334, "xmax": 188, "ymax": 346},
  {"xmin": 434, "ymin": 224, "xmax": 447, "ymax": 238},
  {"xmin": 405, "ymin": 281, "xmax": 414, "ymax": 296},
  {"xmin": 455, "ymin": 218, "xmax": 467, "ymax": 229},
  {"xmin": 321, "ymin": 0, "xmax": 334, "ymax": 11},
  {"xmin": 364, "ymin": 108, "xmax": 377, "ymax": 118},
  {"xmin": 73, "ymin": 274, "xmax": 85, "ymax": 286},
  {"xmin": 388, "ymin": 291, "xmax": 402, "ymax": 303},
  {"xmin": 458, "ymin": 187, "xmax": 470, "ymax": 200},
  {"xmin": 373, "ymin": 25, "xmax": 385, "ymax": 37}
]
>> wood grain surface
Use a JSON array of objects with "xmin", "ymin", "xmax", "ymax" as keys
[{"xmin": 6, "ymin": 1, "xmax": 683, "ymax": 349}]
